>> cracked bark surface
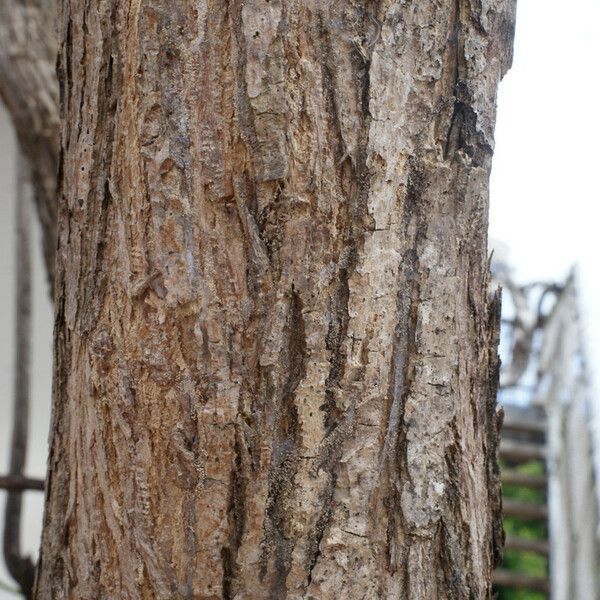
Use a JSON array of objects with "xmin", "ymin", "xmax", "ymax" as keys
[{"xmin": 36, "ymin": 1, "xmax": 515, "ymax": 598}]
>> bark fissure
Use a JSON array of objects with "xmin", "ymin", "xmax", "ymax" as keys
[{"xmin": 261, "ymin": 288, "xmax": 307, "ymax": 598}]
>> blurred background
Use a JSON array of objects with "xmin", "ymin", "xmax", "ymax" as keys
[
  {"xmin": 1, "ymin": 0, "xmax": 599, "ymax": 598},
  {"xmin": 486, "ymin": 0, "xmax": 600, "ymax": 597}
]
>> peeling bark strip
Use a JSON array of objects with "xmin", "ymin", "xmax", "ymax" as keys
[{"xmin": 36, "ymin": 1, "xmax": 515, "ymax": 599}]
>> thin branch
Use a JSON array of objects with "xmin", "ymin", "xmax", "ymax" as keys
[
  {"xmin": 0, "ymin": 476, "xmax": 44, "ymax": 492},
  {"xmin": 3, "ymin": 153, "xmax": 35, "ymax": 600}
]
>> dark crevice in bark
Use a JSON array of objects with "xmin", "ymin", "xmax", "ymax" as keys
[
  {"xmin": 383, "ymin": 481, "xmax": 407, "ymax": 590},
  {"xmin": 234, "ymin": 170, "xmax": 273, "ymax": 298},
  {"xmin": 318, "ymin": 19, "xmax": 356, "ymax": 440},
  {"xmin": 381, "ymin": 157, "xmax": 427, "ymax": 571},
  {"xmin": 280, "ymin": 289, "xmax": 306, "ymax": 448},
  {"xmin": 80, "ymin": 8, "xmax": 119, "ymax": 332},
  {"xmin": 318, "ymin": 17, "xmax": 347, "ymax": 164},
  {"xmin": 64, "ymin": 17, "xmax": 74, "ymax": 120},
  {"xmin": 440, "ymin": 418, "xmax": 478, "ymax": 595},
  {"xmin": 440, "ymin": 0, "xmax": 465, "ymax": 160},
  {"xmin": 485, "ymin": 288, "xmax": 504, "ymax": 568},
  {"xmin": 83, "ymin": 179, "xmax": 111, "ymax": 330},
  {"xmin": 76, "ymin": 8, "xmax": 89, "ymax": 146},
  {"xmin": 441, "ymin": 0, "xmax": 491, "ymax": 167},
  {"xmin": 262, "ymin": 288, "xmax": 307, "ymax": 597},
  {"xmin": 353, "ymin": 4, "xmax": 381, "ymax": 122},
  {"xmin": 323, "ymin": 264, "xmax": 351, "ymax": 431},
  {"xmin": 319, "ymin": 16, "xmax": 362, "ymax": 443},
  {"xmin": 385, "ymin": 271, "xmax": 419, "ymax": 566},
  {"xmin": 444, "ymin": 97, "xmax": 492, "ymax": 166},
  {"xmin": 222, "ymin": 428, "xmax": 248, "ymax": 600},
  {"xmin": 449, "ymin": 0, "xmax": 462, "ymax": 93},
  {"xmin": 319, "ymin": 2, "xmax": 375, "ymax": 436},
  {"xmin": 381, "ymin": 275, "xmax": 414, "ymax": 477},
  {"xmin": 438, "ymin": 515, "xmax": 470, "ymax": 598},
  {"xmin": 305, "ymin": 474, "xmax": 336, "ymax": 591},
  {"xmin": 262, "ymin": 449, "xmax": 297, "ymax": 596},
  {"xmin": 230, "ymin": 2, "xmax": 254, "ymax": 148},
  {"xmin": 179, "ymin": 404, "xmax": 202, "ymax": 599},
  {"xmin": 466, "ymin": 251, "xmax": 485, "ymax": 437},
  {"xmin": 221, "ymin": 546, "xmax": 234, "ymax": 600}
]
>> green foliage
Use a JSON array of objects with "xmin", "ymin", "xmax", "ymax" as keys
[
  {"xmin": 494, "ymin": 459, "xmax": 549, "ymax": 600},
  {"xmin": 496, "ymin": 586, "xmax": 546, "ymax": 600}
]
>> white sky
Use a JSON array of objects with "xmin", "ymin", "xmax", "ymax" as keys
[{"xmin": 489, "ymin": 0, "xmax": 600, "ymax": 394}]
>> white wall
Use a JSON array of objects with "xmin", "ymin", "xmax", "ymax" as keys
[{"xmin": 0, "ymin": 104, "xmax": 53, "ymax": 598}]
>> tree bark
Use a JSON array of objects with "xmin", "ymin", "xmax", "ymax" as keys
[
  {"xmin": 0, "ymin": 0, "xmax": 59, "ymax": 287},
  {"xmin": 36, "ymin": 1, "xmax": 515, "ymax": 599}
]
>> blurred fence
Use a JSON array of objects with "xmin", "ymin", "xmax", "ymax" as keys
[{"xmin": 495, "ymin": 269, "xmax": 600, "ymax": 599}]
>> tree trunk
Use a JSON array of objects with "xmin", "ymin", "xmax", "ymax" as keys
[
  {"xmin": 0, "ymin": 0, "xmax": 59, "ymax": 286},
  {"xmin": 36, "ymin": 2, "xmax": 515, "ymax": 598}
]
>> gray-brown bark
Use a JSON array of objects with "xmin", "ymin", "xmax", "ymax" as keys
[
  {"xmin": 0, "ymin": 0, "xmax": 59, "ymax": 286},
  {"xmin": 36, "ymin": 1, "xmax": 515, "ymax": 598}
]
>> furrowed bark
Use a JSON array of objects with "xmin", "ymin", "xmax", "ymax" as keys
[
  {"xmin": 0, "ymin": 0, "xmax": 59, "ymax": 286},
  {"xmin": 36, "ymin": 1, "xmax": 515, "ymax": 598}
]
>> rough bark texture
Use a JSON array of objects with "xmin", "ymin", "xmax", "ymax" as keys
[
  {"xmin": 37, "ymin": 1, "xmax": 515, "ymax": 598},
  {"xmin": 0, "ymin": 0, "xmax": 59, "ymax": 285}
]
